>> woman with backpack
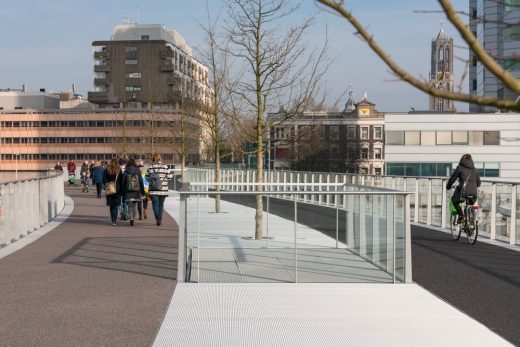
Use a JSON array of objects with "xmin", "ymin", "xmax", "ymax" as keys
[
  {"xmin": 102, "ymin": 159, "xmax": 123, "ymax": 226},
  {"xmin": 446, "ymin": 153, "xmax": 481, "ymax": 224},
  {"xmin": 122, "ymin": 159, "xmax": 145, "ymax": 226},
  {"xmin": 147, "ymin": 154, "xmax": 173, "ymax": 226}
]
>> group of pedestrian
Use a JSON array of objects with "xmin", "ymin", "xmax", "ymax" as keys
[{"xmin": 102, "ymin": 154, "xmax": 172, "ymax": 227}]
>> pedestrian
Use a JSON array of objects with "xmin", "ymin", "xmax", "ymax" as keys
[
  {"xmin": 89, "ymin": 160, "xmax": 95, "ymax": 186},
  {"xmin": 147, "ymin": 154, "xmax": 173, "ymax": 226},
  {"xmin": 446, "ymin": 153, "xmax": 481, "ymax": 224},
  {"xmin": 67, "ymin": 159, "xmax": 76, "ymax": 176},
  {"xmin": 92, "ymin": 161, "xmax": 105, "ymax": 198},
  {"xmin": 54, "ymin": 162, "xmax": 63, "ymax": 172},
  {"xmin": 137, "ymin": 159, "xmax": 149, "ymax": 220},
  {"xmin": 122, "ymin": 159, "xmax": 145, "ymax": 226},
  {"xmin": 103, "ymin": 159, "xmax": 123, "ymax": 226}
]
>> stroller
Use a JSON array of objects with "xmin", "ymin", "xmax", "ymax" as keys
[{"xmin": 68, "ymin": 174, "xmax": 77, "ymax": 186}]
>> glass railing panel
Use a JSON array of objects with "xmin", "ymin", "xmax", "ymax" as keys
[
  {"xmin": 394, "ymin": 177, "xmax": 405, "ymax": 191},
  {"xmin": 477, "ymin": 182, "xmax": 493, "ymax": 236},
  {"xmin": 394, "ymin": 194, "xmax": 406, "ymax": 283},
  {"xmin": 517, "ymin": 186, "xmax": 520, "ymax": 245},
  {"xmin": 405, "ymin": 178, "xmax": 416, "ymax": 220},
  {"xmin": 495, "ymin": 184, "xmax": 512, "ymax": 242},
  {"xmin": 418, "ymin": 179, "xmax": 429, "ymax": 224},
  {"xmin": 431, "ymin": 179, "xmax": 443, "ymax": 227}
]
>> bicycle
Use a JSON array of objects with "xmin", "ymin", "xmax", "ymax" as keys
[{"xmin": 450, "ymin": 195, "xmax": 479, "ymax": 245}]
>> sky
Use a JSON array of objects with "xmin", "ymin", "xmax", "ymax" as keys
[{"xmin": 0, "ymin": 0, "xmax": 469, "ymax": 112}]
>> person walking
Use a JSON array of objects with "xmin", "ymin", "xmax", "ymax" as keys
[
  {"xmin": 122, "ymin": 159, "xmax": 145, "ymax": 226},
  {"xmin": 147, "ymin": 154, "xmax": 173, "ymax": 226},
  {"xmin": 92, "ymin": 161, "xmax": 105, "ymax": 198},
  {"xmin": 137, "ymin": 159, "xmax": 149, "ymax": 220},
  {"xmin": 67, "ymin": 160, "xmax": 76, "ymax": 176},
  {"xmin": 103, "ymin": 159, "xmax": 123, "ymax": 226},
  {"xmin": 446, "ymin": 153, "xmax": 481, "ymax": 224},
  {"xmin": 54, "ymin": 162, "xmax": 63, "ymax": 172},
  {"xmin": 89, "ymin": 161, "xmax": 95, "ymax": 186}
]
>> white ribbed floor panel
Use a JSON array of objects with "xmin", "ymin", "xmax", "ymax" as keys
[{"xmin": 153, "ymin": 283, "xmax": 511, "ymax": 347}]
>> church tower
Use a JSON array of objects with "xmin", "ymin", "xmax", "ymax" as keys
[{"xmin": 428, "ymin": 23, "xmax": 455, "ymax": 111}]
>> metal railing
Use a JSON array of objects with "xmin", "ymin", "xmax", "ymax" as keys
[
  {"xmin": 177, "ymin": 184, "xmax": 412, "ymax": 284},
  {"xmin": 0, "ymin": 171, "xmax": 65, "ymax": 247},
  {"xmin": 183, "ymin": 169, "xmax": 520, "ymax": 246}
]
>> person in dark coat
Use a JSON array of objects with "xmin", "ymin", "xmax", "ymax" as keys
[
  {"xmin": 122, "ymin": 159, "xmax": 145, "ymax": 226},
  {"xmin": 103, "ymin": 159, "xmax": 123, "ymax": 226},
  {"xmin": 92, "ymin": 161, "xmax": 105, "ymax": 198},
  {"xmin": 446, "ymin": 154, "xmax": 481, "ymax": 223}
]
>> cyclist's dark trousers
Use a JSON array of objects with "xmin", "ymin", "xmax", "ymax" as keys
[{"xmin": 452, "ymin": 189, "xmax": 476, "ymax": 217}]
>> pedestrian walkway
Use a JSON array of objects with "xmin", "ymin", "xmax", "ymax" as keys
[{"xmin": 0, "ymin": 187, "xmax": 178, "ymax": 347}]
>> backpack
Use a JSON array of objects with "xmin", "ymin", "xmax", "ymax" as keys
[
  {"xmin": 148, "ymin": 172, "xmax": 163, "ymax": 191},
  {"xmin": 127, "ymin": 173, "xmax": 140, "ymax": 192}
]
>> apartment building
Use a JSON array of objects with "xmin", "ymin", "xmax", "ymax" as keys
[{"xmin": 88, "ymin": 23, "xmax": 211, "ymax": 108}]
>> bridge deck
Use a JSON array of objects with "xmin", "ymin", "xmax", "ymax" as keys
[{"xmin": 0, "ymin": 188, "xmax": 178, "ymax": 346}]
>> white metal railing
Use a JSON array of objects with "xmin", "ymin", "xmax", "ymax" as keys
[
  {"xmin": 0, "ymin": 171, "xmax": 65, "ymax": 247},
  {"xmin": 183, "ymin": 169, "xmax": 520, "ymax": 246}
]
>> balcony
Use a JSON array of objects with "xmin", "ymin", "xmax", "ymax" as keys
[
  {"xmin": 94, "ymin": 51, "xmax": 110, "ymax": 60},
  {"xmin": 88, "ymin": 91, "xmax": 109, "ymax": 103},
  {"xmin": 94, "ymin": 65, "xmax": 110, "ymax": 73},
  {"xmin": 161, "ymin": 62, "xmax": 174, "ymax": 72},
  {"xmin": 94, "ymin": 78, "xmax": 110, "ymax": 86}
]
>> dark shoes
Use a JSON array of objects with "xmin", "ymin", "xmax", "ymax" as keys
[
  {"xmin": 156, "ymin": 220, "xmax": 162, "ymax": 226},
  {"xmin": 130, "ymin": 219, "xmax": 135, "ymax": 226}
]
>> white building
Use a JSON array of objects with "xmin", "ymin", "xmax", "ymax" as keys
[
  {"xmin": 0, "ymin": 91, "xmax": 60, "ymax": 110},
  {"xmin": 384, "ymin": 112, "xmax": 520, "ymax": 180}
]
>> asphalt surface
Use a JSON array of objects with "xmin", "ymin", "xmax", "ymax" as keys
[
  {"xmin": 412, "ymin": 225, "xmax": 520, "ymax": 346},
  {"xmin": 0, "ymin": 187, "xmax": 178, "ymax": 347}
]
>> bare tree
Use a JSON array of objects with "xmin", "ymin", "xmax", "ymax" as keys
[
  {"xmin": 316, "ymin": 0, "xmax": 520, "ymax": 111},
  {"xmin": 225, "ymin": 0, "xmax": 329, "ymax": 239},
  {"xmin": 199, "ymin": 7, "xmax": 232, "ymax": 213}
]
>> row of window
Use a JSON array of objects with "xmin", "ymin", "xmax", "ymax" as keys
[
  {"xmin": 0, "ymin": 137, "xmax": 183, "ymax": 144},
  {"xmin": 386, "ymin": 131, "xmax": 500, "ymax": 146},
  {"xmin": 326, "ymin": 144, "xmax": 382, "ymax": 160},
  {"xmin": 386, "ymin": 162, "xmax": 499, "ymax": 177},
  {"xmin": 326, "ymin": 126, "xmax": 383, "ymax": 141},
  {"xmin": 0, "ymin": 120, "xmax": 183, "ymax": 128},
  {"xmin": 1, "ymin": 153, "xmax": 175, "ymax": 161}
]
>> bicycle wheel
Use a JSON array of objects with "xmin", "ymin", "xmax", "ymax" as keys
[
  {"xmin": 450, "ymin": 214, "xmax": 461, "ymax": 240},
  {"xmin": 466, "ymin": 216, "xmax": 478, "ymax": 245}
]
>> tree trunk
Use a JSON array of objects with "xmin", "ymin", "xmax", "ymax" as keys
[
  {"xmin": 255, "ymin": 121, "xmax": 264, "ymax": 240},
  {"xmin": 215, "ymin": 139, "xmax": 221, "ymax": 213}
]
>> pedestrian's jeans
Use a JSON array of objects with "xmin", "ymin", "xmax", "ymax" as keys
[
  {"xmin": 151, "ymin": 195, "xmax": 166, "ymax": 221},
  {"xmin": 109, "ymin": 205, "xmax": 118, "ymax": 224}
]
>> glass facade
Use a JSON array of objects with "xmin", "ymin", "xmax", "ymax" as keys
[
  {"xmin": 386, "ymin": 131, "xmax": 500, "ymax": 146},
  {"xmin": 386, "ymin": 162, "xmax": 499, "ymax": 177}
]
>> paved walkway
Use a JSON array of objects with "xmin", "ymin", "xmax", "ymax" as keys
[{"xmin": 0, "ymin": 187, "xmax": 178, "ymax": 347}]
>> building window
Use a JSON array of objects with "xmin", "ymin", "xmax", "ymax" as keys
[
  {"xmin": 126, "ymin": 72, "xmax": 142, "ymax": 78},
  {"xmin": 374, "ymin": 167, "xmax": 382, "ymax": 175},
  {"xmin": 373, "ymin": 126, "xmax": 382, "ymax": 140},
  {"xmin": 386, "ymin": 131, "xmax": 404, "ymax": 145},
  {"xmin": 484, "ymin": 131, "xmax": 500, "ymax": 145},
  {"xmin": 452, "ymin": 131, "xmax": 468, "ymax": 145},
  {"xmin": 360, "ymin": 147, "xmax": 368, "ymax": 159},
  {"xmin": 347, "ymin": 126, "xmax": 356, "ymax": 139},
  {"xmin": 125, "ymin": 46, "xmax": 137, "ymax": 52},
  {"xmin": 361, "ymin": 127, "xmax": 369, "ymax": 139},
  {"xmin": 319, "ymin": 126, "xmax": 325, "ymax": 140},
  {"xmin": 469, "ymin": 131, "xmax": 484, "ymax": 145},
  {"xmin": 330, "ymin": 126, "xmax": 339, "ymax": 141},
  {"xmin": 420, "ymin": 131, "xmax": 436, "ymax": 145},
  {"xmin": 125, "ymin": 86, "xmax": 141, "ymax": 91},
  {"xmin": 506, "ymin": 0, "xmax": 520, "ymax": 11},
  {"xmin": 472, "ymin": 79, "xmax": 477, "ymax": 90},
  {"xmin": 125, "ymin": 60, "xmax": 138, "ymax": 65},
  {"xmin": 405, "ymin": 131, "xmax": 420, "ymax": 145},
  {"xmin": 374, "ymin": 148, "xmax": 382, "ymax": 160},
  {"xmin": 436, "ymin": 131, "xmax": 452, "ymax": 145},
  {"xmin": 330, "ymin": 143, "xmax": 339, "ymax": 157},
  {"xmin": 141, "ymin": 35, "xmax": 149, "ymax": 40}
]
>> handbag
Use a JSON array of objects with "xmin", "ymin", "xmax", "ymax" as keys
[{"xmin": 105, "ymin": 173, "xmax": 118, "ymax": 196}]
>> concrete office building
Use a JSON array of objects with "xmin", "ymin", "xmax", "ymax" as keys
[
  {"xmin": 385, "ymin": 112, "xmax": 520, "ymax": 180},
  {"xmin": 469, "ymin": 0, "xmax": 520, "ymax": 112},
  {"xmin": 88, "ymin": 22, "xmax": 211, "ymax": 108},
  {"xmin": 0, "ymin": 91, "xmax": 59, "ymax": 110}
]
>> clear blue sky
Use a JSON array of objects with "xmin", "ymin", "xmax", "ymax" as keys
[{"xmin": 0, "ymin": 0, "xmax": 469, "ymax": 112}]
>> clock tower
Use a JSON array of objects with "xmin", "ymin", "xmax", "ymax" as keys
[{"xmin": 428, "ymin": 23, "xmax": 455, "ymax": 111}]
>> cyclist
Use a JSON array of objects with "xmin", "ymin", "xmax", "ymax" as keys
[{"xmin": 446, "ymin": 154, "xmax": 481, "ymax": 224}]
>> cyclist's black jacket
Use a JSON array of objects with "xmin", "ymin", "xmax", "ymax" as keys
[{"xmin": 446, "ymin": 158, "xmax": 481, "ymax": 197}]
